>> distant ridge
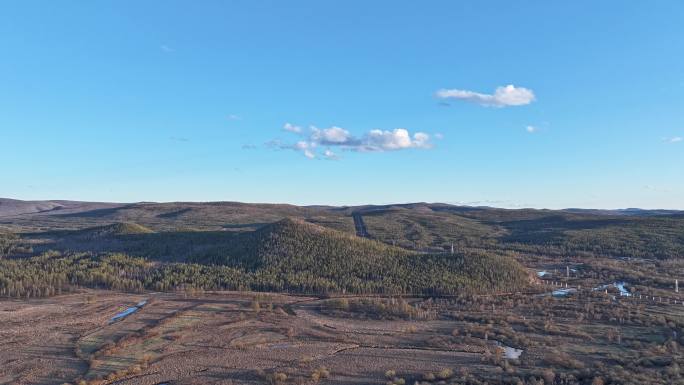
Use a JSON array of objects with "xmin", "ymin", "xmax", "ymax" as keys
[
  {"xmin": 0, "ymin": 198, "xmax": 126, "ymax": 218},
  {"xmin": 562, "ymin": 208, "xmax": 683, "ymax": 216},
  {"xmin": 2, "ymin": 197, "xmax": 682, "ymax": 218}
]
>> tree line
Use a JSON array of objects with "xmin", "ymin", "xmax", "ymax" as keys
[{"xmin": 0, "ymin": 247, "xmax": 530, "ymax": 299}]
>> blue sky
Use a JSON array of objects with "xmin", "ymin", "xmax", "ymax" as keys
[{"xmin": 1, "ymin": 1, "xmax": 683, "ymax": 208}]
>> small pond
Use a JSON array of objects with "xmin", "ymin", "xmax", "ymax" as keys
[
  {"xmin": 110, "ymin": 299, "xmax": 148, "ymax": 323},
  {"xmin": 593, "ymin": 282, "xmax": 631, "ymax": 297},
  {"xmin": 494, "ymin": 341, "xmax": 524, "ymax": 359}
]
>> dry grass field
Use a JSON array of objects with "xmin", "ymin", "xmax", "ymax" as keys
[{"xmin": 1, "ymin": 287, "xmax": 682, "ymax": 385}]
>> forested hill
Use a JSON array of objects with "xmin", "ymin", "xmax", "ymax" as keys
[
  {"xmin": 3, "ymin": 197, "xmax": 682, "ymax": 299},
  {"xmin": 197, "ymin": 218, "xmax": 532, "ymax": 293},
  {"xmin": 196, "ymin": 217, "xmax": 412, "ymax": 267},
  {"xmin": 0, "ymin": 218, "xmax": 532, "ymax": 298}
]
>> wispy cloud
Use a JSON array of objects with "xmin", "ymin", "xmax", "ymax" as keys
[
  {"xmin": 323, "ymin": 149, "xmax": 339, "ymax": 160},
  {"xmin": 169, "ymin": 136, "xmax": 189, "ymax": 142},
  {"xmin": 283, "ymin": 122, "xmax": 302, "ymax": 133},
  {"xmin": 436, "ymin": 84, "xmax": 535, "ymax": 107},
  {"xmin": 227, "ymin": 114, "xmax": 241, "ymax": 121},
  {"xmin": 269, "ymin": 124, "xmax": 436, "ymax": 159},
  {"xmin": 664, "ymin": 136, "xmax": 682, "ymax": 143},
  {"xmin": 526, "ymin": 125, "xmax": 538, "ymax": 133},
  {"xmin": 644, "ymin": 184, "xmax": 672, "ymax": 193},
  {"xmin": 265, "ymin": 139, "xmax": 313, "ymax": 159},
  {"xmin": 160, "ymin": 44, "xmax": 174, "ymax": 53},
  {"xmin": 241, "ymin": 144, "xmax": 257, "ymax": 150}
]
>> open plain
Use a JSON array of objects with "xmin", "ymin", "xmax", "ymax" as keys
[{"xmin": 2, "ymin": 286, "xmax": 682, "ymax": 385}]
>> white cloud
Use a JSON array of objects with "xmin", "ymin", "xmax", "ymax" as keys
[
  {"xmin": 665, "ymin": 136, "xmax": 682, "ymax": 143},
  {"xmin": 362, "ymin": 128, "xmax": 432, "ymax": 151},
  {"xmin": 283, "ymin": 122, "xmax": 302, "ymax": 133},
  {"xmin": 293, "ymin": 141, "xmax": 310, "ymax": 151},
  {"xmin": 160, "ymin": 45, "xmax": 174, "ymax": 53},
  {"xmin": 311, "ymin": 126, "xmax": 353, "ymax": 144},
  {"xmin": 526, "ymin": 125, "xmax": 537, "ymax": 133},
  {"xmin": 413, "ymin": 132, "xmax": 431, "ymax": 147},
  {"xmin": 365, "ymin": 129, "xmax": 412, "ymax": 150},
  {"xmin": 269, "ymin": 123, "xmax": 434, "ymax": 159},
  {"xmin": 228, "ymin": 114, "xmax": 241, "ymax": 121},
  {"xmin": 323, "ymin": 149, "xmax": 339, "ymax": 160},
  {"xmin": 436, "ymin": 84, "xmax": 535, "ymax": 107},
  {"xmin": 266, "ymin": 139, "xmax": 317, "ymax": 159}
]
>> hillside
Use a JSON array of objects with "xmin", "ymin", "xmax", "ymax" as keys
[
  {"xmin": 178, "ymin": 218, "xmax": 531, "ymax": 294},
  {"xmin": 0, "ymin": 198, "xmax": 125, "ymax": 218},
  {"xmin": 77, "ymin": 222, "xmax": 154, "ymax": 238},
  {"xmin": 3, "ymin": 198, "xmax": 684, "ymax": 260},
  {"xmin": 0, "ymin": 231, "xmax": 18, "ymax": 258},
  {"xmin": 0, "ymin": 219, "xmax": 531, "ymax": 297}
]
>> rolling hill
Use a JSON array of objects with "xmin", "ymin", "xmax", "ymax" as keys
[
  {"xmin": 2, "ymin": 198, "xmax": 684, "ymax": 260},
  {"xmin": 78, "ymin": 222, "xmax": 155, "ymax": 238},
  {"xmin": 0, "ymin": 198, "xmax": 125, "ymax": 218},
  {"xmin": 0, "ymin": 218, "xmax": 532, "ymax": 297}
]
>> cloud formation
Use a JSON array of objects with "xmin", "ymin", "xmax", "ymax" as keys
[
  {"xmin": 363, "ymin": 129, "xmax": 431, "ymax": 151},
  {"xmin": 271, "ymin": 124, "xmax": 435, "ymax": 159},
  {"xmin": 664, "ymin": 136, "xmax": 682, "ymax": 143},
  {"xmin": 323, "ymin": 149, "xmax": 339, "ymax": 160},
  {"xmin": 311, "ymin": 126, "xmax": 352, "ymax": 144},
  {"xmin": 526, "ymin": 125, "xmax": 537, "ymax": 133},
  {"xmin": 283, "ymin": 123, "xmax": 302, "ymax": 133},
  {"xmin": 436, "ymin": 84, "xmax": 535, "ymax": 107}
]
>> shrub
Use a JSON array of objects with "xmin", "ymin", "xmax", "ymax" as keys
[
  {"xmin": 437, "ymin": 368, "xmax": 453, "ymax": 380},
  {"xmin": 423, "ymin": 372, "xmax": 436, "ymax": 381},
  {"xmin": 311, "ymin": 367, "xmax": 330, "ymax": 381},
  {"xmin": 251, "ymin": 299, "xmax": 261, "ymax": 313}
]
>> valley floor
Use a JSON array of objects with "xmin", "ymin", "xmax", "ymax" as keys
[{"xmin": 1, "ymin": 289, "xmax": 682, "ymax": 385}]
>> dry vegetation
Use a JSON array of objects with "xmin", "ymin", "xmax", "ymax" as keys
[
  {"xmin": 1, "ymin": 201, "xmax": 683, "ymax": 384},
  {"xmin": 1, "ymin": 288, "xmax": 682, "ymax": 385}
]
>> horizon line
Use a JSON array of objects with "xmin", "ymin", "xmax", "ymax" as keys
[{"xmin": 1, "ymin": 196, "xmax": 682, "ymax": 213}]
